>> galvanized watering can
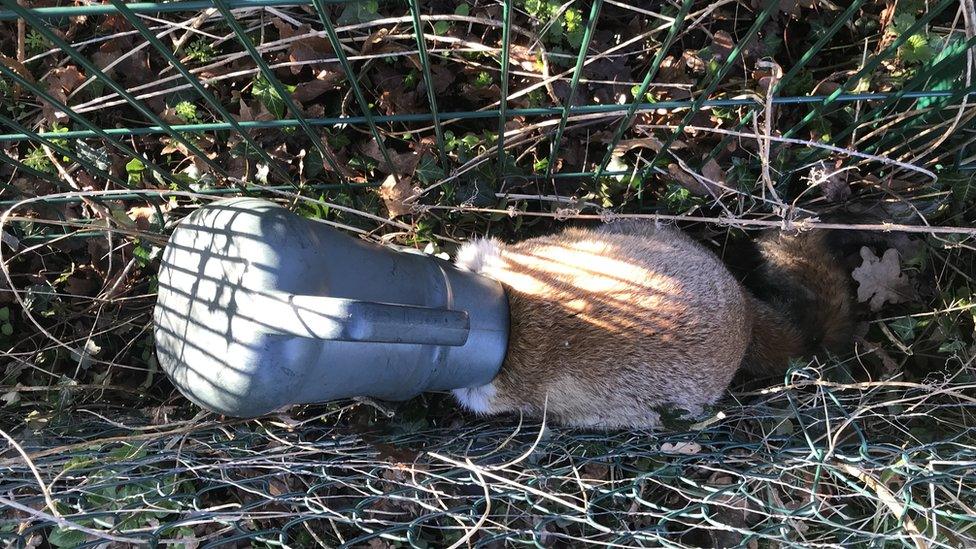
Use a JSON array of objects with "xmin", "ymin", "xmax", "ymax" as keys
[{"xmin": 153, "ymin": 197, "xmax": 509, "ymax": 417}]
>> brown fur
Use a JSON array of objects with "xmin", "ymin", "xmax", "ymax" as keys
[
  {"xmin": 452, "ymin": 222, "xmax": 852, "ymax": 429},
  {"xmin": 741, "ymin": 231, "xmax": 853, "ymax": 374}
]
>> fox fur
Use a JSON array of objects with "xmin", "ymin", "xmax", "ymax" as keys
[{"xmin": 451, "ymin": 221, "xmax": 852, "ymax": 429}]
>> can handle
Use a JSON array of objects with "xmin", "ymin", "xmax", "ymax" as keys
[{"xmin": 239, "ymin": 290, "xmax": 471, "ymax": 346}]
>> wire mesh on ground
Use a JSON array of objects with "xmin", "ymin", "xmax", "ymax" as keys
[
  {"xmin": 1, "ymin": 0, "xmax": 975, "ymax": 546},
  {"xmin": 2, "ymin": 365, "xmax": 975, "ymax": 547}
]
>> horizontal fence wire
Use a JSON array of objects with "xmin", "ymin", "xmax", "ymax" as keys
[
  {"xmin": 0, "ymin": 0, "xmax": 352, "ymax": 20},
  {"xmin": 2, "ymin": 92, "xmax": 973, "ymax": 142}
]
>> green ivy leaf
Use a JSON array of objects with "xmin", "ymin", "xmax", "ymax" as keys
[
  {"xmin": 899, "ymin": 34, "xmax": 933, "ymax": 64},
  {"xmin": 303, "ymin": 149, "xmax": 323, "ymax": 180},
  {"xmin": 126, "ymin": 157, "xmax": 145, "ymax": 185},
  {"xmin": 461, "ymin": 133, "xmax": 479, "ymax": 149},
  {"xmin": 891, "ymin": 13, "xmax": 916, "ymax": 36},
  {"xmin": 133, "ymin": 244, "xmax": 153, "ymax": 268},
  {"xmin": 48, "ymin": 527, "xmax": 88, "ymax": 548},
  {"xmin": 433, "ymin": 20, "xmax": 451, "ymax": 35},
  {"xmin": 889, "ymin": 316, "xmax": 919, "ymax": 341},
  {"xmin": 336, "ymin": 0, "xmax": 379, "ymax": 25},
  {"xmin": 524, "ymin": 0, "xmax": 546, "ymax": 18},
  {"xmin": 251, "ymin": 76, "xmax": 296, "ymax": 119},
  {"xmin": 939, "ymin": 339, "xmax": 966, "ymax": 353},
  {"xmin": 126, "ymin": 158, "xmax": 145, "ymax": 174},
  {"xmin": 415, "ymin": 155, "xmax": 445, "ymax": 183}
]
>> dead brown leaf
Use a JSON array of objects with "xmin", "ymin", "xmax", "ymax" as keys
[
  {"xmin": 161, "ymin": 135, "xmax": 216, "ymax": 159},
  {"xmin": 510, "ymin": 44, "xmax": 540, "ymax": 71},
  {"xmin": 713, "ymin": 31, "xmax": 735, "ymax": 62},
  {"xmin": 87, "ymin": 238, "xmax": 113, "ymax": 274},
  {"xmin": 363, "ymin": 140, "xmax": 421, "ymax": 175},
  {"xmin": 159, "ymin": 106, "xmax": 184, "ymax": 125},
  {"xmin": 43, "ymin": 66, "xmax": 85, "ymax": 123},
  {"xmin": 582, "ymin": 462, "xmax": 610, "ymax": 481},
  {"xmin": 668, "ymin": 163, "xmax": 714, "ymax": 196},
  {"xmin": 316, "ymin": 136, "xmax": 358, "ymax": 180},
  {"xmin": 683, "ymin": 50, "xmax": 706, "ymax": 74},
  {"xmin": 426, "ymin": 64, "xmax": 456, "ymax": 95},
  {"xmin": 460, "ymin": 82, "xmax": 502, "ymax": 102},
  {"xmin": 235, "ymin": 94, "xmax": 275, "ymax": 123},
  {"xmin": 273, "ymin": 19, "xmax": 334, "ymax": 74},
  {"xmin": 378, "ymin": 174, "xmax": 417, "ymax": 218},
  {"xmin": 581, "ymin": 52, "xmax": 632, "ymax": 104},
  {"xmin": 62, "ymin": 266, "xmax": 101, "ymax": 297},
  {"xmin": 812, "ymin": 80, "xmax": 841, "ymax": 96},
  {"xmin": 97, "ymin": 12, "xmax": 131, "ymax": 33},
  {"xmin": 161, "ymin": 135, "xmax": 217, "ymax": 174},
  {"xmin": 852, "ymin": 247, "xmax": 913, "ymax": 311},
  {"xmin": 0, "ymin": 54, "xmax": 34, "ymax": 98},
  {"xmin": 657, "ymin": 56, "xmax": 693, "ymax": 100},
  {"xmin": 701, "ymin": 158, "xmax": 725, "ymax": 188},
  {"xmin": 127, "ymin": 202, "xmax": 171, "ymax": 232},
  {"xmin": 291, "ymin": 70, "xmax": 344, "ymax": 103},
  {"xmin": 612, "ymin": 137, "xmax": 664, "ymax": 156},
  {"xmin": 92, "ymin": 37, "xmax": 150, "ymax": 81},
  {"xmin": 377, "ymin": 88, "xmax": 421, "ymax": 115},
  {"xmin": 705, "ymin": 471, "xmax": 763, "ymax": 548},
  {"xmin": 361, "ymin": 28, "xmax": 413, "ymax": 66}
]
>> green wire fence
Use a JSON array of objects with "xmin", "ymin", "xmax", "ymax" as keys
[
  {"xmin": 2, "ymin": 0, "xmax": 974, "ymax": 194},
  {"xmin": 1, "ymin": 0, "xmax": 975, "ymax": 546}
]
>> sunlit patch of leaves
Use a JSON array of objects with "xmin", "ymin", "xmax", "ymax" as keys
[
  {"xmin": 184, "ymin": 38, "xmax": 216, "ymax": 64},
  {"xmin": 521, "ymin": 0, "xmax": 586, "ymax": 50},
  {"xmin": 22, "ymin": 145, "xmax": 53, "ymax": 173},
  {"xmin": 173, "ymin": 101, "xmax": 202, "ymax": 124}
]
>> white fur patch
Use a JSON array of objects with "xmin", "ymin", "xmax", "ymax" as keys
[
  {"xmin": 454, "ymin": 239, "xmax": 502, "ymax": 274},
  {"xmin": 452, "ymin": 383, "xmax": 497, "ymax": 414}
]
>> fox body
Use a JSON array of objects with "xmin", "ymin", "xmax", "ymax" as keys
[{"xmin": 451, "ymin": 221, "xmax": 851, "ymax": 429}]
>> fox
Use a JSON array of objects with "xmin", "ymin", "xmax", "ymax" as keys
[{"xmin": 449, "ymin": 221, "xmax": 853, "ymax": 429}]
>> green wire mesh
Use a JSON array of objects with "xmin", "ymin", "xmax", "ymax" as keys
[{"xmin": 1, "ymin": 0, "xmax": 975, "ymax": 546}]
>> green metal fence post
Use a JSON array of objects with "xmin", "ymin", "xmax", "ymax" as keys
[
  {"xmin": 408, "ymin": 0, "xmax": 451, "ymax": 173},
  {"xmin": 544, "ymin": 0, "xmax": 604, "ymax": 183},
  {"xmin": 496, "ymin": 0, "xmax": 513, "ymax": 181},
  {"xmin": 592, "ymin": 0, "xmax": 692, "ymax": 183}
]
